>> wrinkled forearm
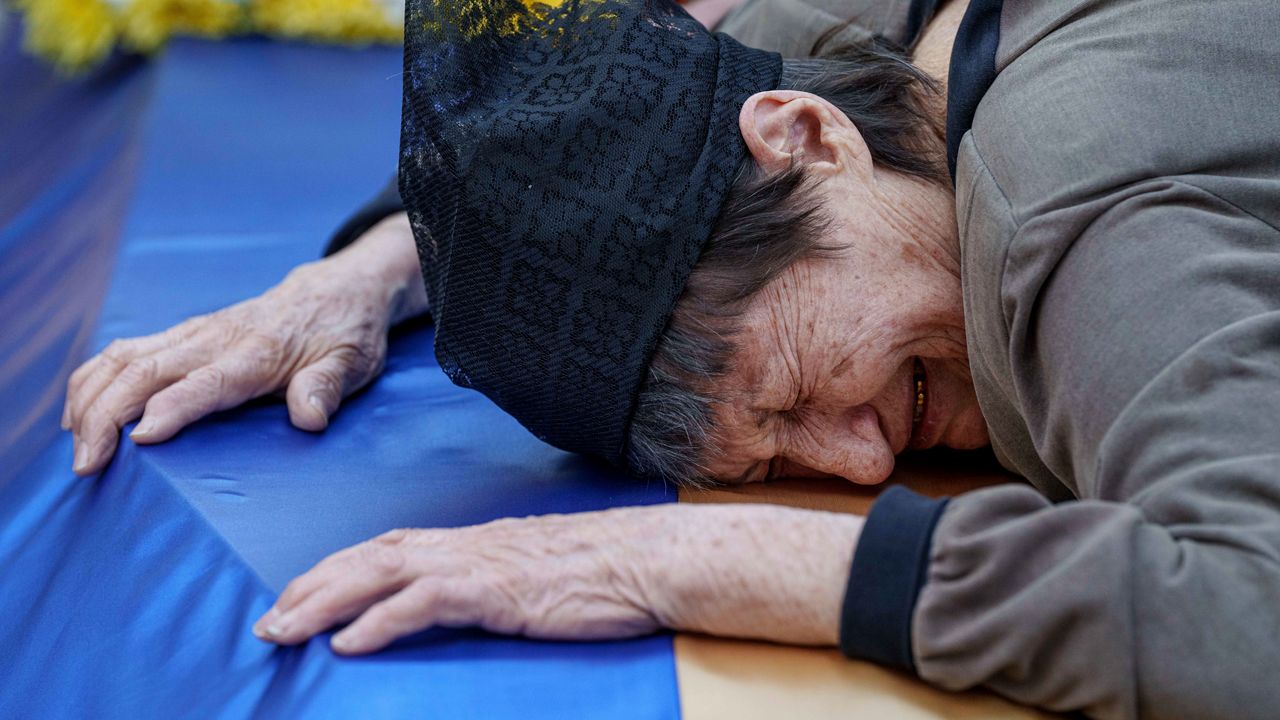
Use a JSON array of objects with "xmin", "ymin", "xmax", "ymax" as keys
[{"xmin": 635, "ymin": 503, "xmax": 863, "ymax": 646}]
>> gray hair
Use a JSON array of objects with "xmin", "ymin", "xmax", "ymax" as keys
[{"xmin": 625, "ymin": 33, "xmax": 943, "ymax": 486}]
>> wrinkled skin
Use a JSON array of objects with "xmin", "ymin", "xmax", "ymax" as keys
[
  {"xmin": 63, "ymin": 213, "xmax": 424, "ymax": 476},
  {"xmin": 701, "ymin": 88, "xmax": 988, "ymax": 486},
  {"xmin": 254, "ymin": 504, "xmax": 862, "ymax": 653}
]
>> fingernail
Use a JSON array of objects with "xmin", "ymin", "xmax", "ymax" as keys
[
  {"xmin": 73, "ymin": 444, "xmax": 89, "ymax": 473},
  {"xmin": 331, "ymin": 632, "xmax": 355, "ymax": 652},
  {"xmin": 308, "ymin": 394, "xmax": 325, "ymax": 414},
  {"xmin": 254, "ymin": 619, "xmax": 287, "ymax": 640},
  {"xmin": 131, "ymin": 418, "xmax": 156, "ymax": 438},
  {"xmin": 253, "ymin": 610, "xmax": 273, "ymax": 636},
  {"xmin": 264, "ymin": 608, "xmax": 290, "ymax": 638}
]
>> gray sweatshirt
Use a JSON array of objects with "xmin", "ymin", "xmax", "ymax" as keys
[{"xmin": 722, "ymin": 0, "xmax": 1280, "ymax": 718}]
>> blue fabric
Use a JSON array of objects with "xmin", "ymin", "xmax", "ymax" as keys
[
  {"xmin": 838, "ymin": 486, "xmax": 948, "ymax": 673},
  {"xmin": 0, "ymin": 17, "xmax": 152, "ymax": 482},
  {"xmin": 1, "ymin": 32, "xmax": 679, "ymax": 719}
]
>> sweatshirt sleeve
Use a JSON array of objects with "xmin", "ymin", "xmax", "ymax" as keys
[
  {"xmin": 915, "ymin": 409, "xmax": 1280, "ymax": 720},
  {"xmin": 843, "ymin": 192, "xmax": 1280, "ymax": 719},
  {"xmin": 323, "ymin": 175, "xmax": 404, "ymax": 257}
]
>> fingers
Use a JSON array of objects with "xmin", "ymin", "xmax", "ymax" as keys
[
  {"xmin": 254, "ymin": 534, "xmax": 415, "ymax": 645},
  {"xmin": 249, "ymin": 513, "xmax": 660, "ymax": 654},
  {"xmin": 256, "ymin": 570, "xmax": 409, "ymax": 646},
  {"xmin": 63, "ymin": 261, "xmax": 401, "ymax": 475},
  {"xmin": 330, "ymin": 580, "xmax": 484, "ymax": 655},
  {"xmin": 285, "ymin": 348, "xmax": 375, "ymax": 432},
  {"xmin": 131, "ymin": 353, "xmax": 278, "ymax": 446},
  {"xmin": 71, "ymin": 345, "xmax": 205, "ymax": 475},
  {"xmin": 64, "ymin": 334, "xmax": 173, "ymax": 431}
]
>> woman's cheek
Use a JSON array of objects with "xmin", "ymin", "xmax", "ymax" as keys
[{"xmin": 947, "ymin": 396, "xmax": 991, "ymax": 450}]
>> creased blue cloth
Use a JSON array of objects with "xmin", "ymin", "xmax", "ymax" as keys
[{"xmin": 1, "ymin": 31, "xmax": 678, "ymax": 719}]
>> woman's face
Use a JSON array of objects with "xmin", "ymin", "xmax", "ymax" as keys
[
  {"xmin": 697, "ymin": 88, "xmax": 989, "ymax": 485},
  {"xmin": 699, "ymin": 147, "xmax": 990, "ymax": 484}
]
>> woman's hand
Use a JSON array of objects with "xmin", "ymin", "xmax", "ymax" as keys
[
  {"xmin": 253, "ymin": 503, "xmax": 863, "ymax": 654},
  {"xmin": 63, "ymin": 213, "xmax": 426, "ymax": 476}
]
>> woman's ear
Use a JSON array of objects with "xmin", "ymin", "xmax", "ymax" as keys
[{"xmin": 738, "ymin": 90, "xmax": 872, "ymax": 179}]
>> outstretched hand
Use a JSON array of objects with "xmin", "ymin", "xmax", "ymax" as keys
[
  {"xmin": 63, "ymin": 213, "xmax": 424, "ymax": 476},
  {"xmin": 253, "ymin": 503, "xmax": 862, "ymax": 654}
]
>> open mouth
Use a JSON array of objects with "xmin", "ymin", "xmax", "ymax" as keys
[{"xmin": 911, "ymin": 357, "xmax": 927, "ymax": 437}]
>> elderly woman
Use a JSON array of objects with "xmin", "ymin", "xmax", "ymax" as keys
[{"xmin": 62, "ymin": 0, "xmax": 1280, "ymax": 717}]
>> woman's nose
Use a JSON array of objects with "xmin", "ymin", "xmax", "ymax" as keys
[{"xmin": 798, "ymin": 405, "xmax": 896, "ymax": 485}]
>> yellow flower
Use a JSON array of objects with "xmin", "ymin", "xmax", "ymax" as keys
[
  {"xmin": 14, "ymin": 0, "xmax": 406, "ymax": 74},
  {"xmin": 119, "ymin": 0, "xmax": 244, "ymax": 53},
  {"xmin": 250, "ymin": 0, "xmax": 403, "ymax": 44},
  {"xmin": 516, "ymin": 0, "xmax": 564, "ymax": 13},
  {"xmin": 417, "ymin": 0, "xmax": 607, "ymax": 43},
  {"xmin": 17, "ymin": 0, "xmax": 119, "ymax": 72}
]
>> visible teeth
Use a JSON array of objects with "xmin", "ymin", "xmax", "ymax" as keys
[{"xmin": 913, "ymin": 368, "xmax": 926, "ymax": 425}]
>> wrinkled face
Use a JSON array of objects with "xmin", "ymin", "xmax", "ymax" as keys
[
  {"xmin": 689, "ymin": 87, "xmax": 989, "ymax": 484},
  {"xmin": 700, "ymin": 186, "xmax": 990, "ymax": 485}
]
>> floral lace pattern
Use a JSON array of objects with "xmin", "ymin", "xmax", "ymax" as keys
[{"xmin": 399, "ymin": 0, "xmax": 781, "ymax": 464}]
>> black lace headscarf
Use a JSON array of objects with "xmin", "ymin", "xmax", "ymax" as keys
[{"xmin": 399, "ymin": 0, "xmax": 782, "ymax": 466}]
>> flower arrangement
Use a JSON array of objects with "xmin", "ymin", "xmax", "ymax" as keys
[{"xmin": 10, "ymin": 0, "xmax": 404, "ymax": 72}]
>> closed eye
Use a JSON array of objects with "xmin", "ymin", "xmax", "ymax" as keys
[
  {"xmin": 731, "ymin": 460, "xmax": 771, "ymax": 485},
  {"xmin": 784, "ymin": 385, "xmax": 804, "ymax": 413},
  {"xmin": 766, "ymin": 455, "xmax": 783, "ymax": 481}
]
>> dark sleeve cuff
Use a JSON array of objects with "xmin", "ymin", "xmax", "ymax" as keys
[
  {"xmin": 322, "ymin": 176, "xmax": 404, "ymax": 257},
  {"xmin": 839, "ymin": 486, "xmax": 949, "ymax": 673}
]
